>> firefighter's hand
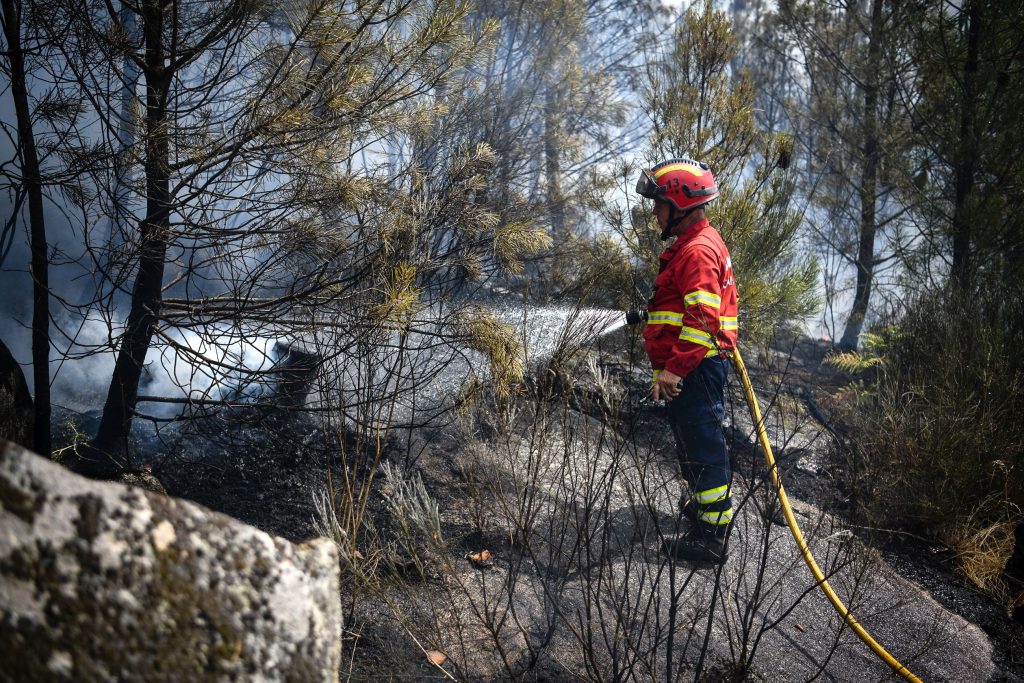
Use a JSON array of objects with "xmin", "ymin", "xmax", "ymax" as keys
[{"xmin": 653, "ymin": 370, "xmax": 683, "ymax": 401}]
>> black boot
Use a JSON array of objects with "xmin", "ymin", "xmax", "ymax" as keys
[{"xmin": 663, "ymin": 524, "xmax": 728, "ymax": 564}]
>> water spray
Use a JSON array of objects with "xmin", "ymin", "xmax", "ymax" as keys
[{"xmin": 624, "ymin": 311, "xmax": 921, "ymax": 682}]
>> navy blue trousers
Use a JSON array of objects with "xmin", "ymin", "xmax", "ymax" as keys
[{"xmin": 666, "ymin": 356, "xmax": 733, "ymax": 533}]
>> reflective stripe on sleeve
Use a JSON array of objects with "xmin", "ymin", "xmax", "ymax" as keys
[
  {"xmin": 652, "ymin": 369, "xmax": 662, "ymax": 384},
  {"xmin": 679, "ymin": 325, "xmax": 715, "ymax": 348},
  {"xmin": 647, "ymin": 310, "xmax": 684, "ymax": 327},
  {"xmin": 683, "ymin": 290, "xmax": 722, "ymax": 308},
  {"xmin": 721, "ymin": 316, "xmax": 738, "ymax": 331}
]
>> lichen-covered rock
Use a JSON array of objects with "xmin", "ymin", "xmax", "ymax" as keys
[{"xmin": 0, "ymin": 440, "xmax": 341, "ymax": 682}]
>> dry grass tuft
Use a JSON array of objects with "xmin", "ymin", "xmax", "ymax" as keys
[{"xmin": 945, "ymin": 517, "xmax": 1018, "ymax": 590}]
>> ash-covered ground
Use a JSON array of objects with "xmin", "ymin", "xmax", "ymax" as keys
[{"xmin": 52, "ymin": 328, "xmax": 1023, "ymax": 681}]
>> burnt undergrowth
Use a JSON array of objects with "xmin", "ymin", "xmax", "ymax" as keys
[{"xmin": 45, "ymin": 322, "xmax": 1023, "ymax": 680}]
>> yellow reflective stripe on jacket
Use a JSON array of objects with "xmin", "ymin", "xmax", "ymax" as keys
[
  {"xmin": 683, "ymin": 290, "xmax": 721, "ymax": 308},
  {"xmin": 679, "ymin": 325, "xmax": 715, "ymax": 348},
  {"xmin": 700, "ymin": 508, "xmax": 734, "ymax": 525},
  {"xmin": 652, "ymin": 369, "xmax": 662, "ymax": 384},
  {"xmin": 721, "ymin": 315, "xmax": 738, "ymax": 331},
  {"xmin": 695, "ymin": 484, "xmax": 730, "ymax": 504},
  {"xmin": 647, "ymin": 310, "xmax": 683, "ymax": 327}
]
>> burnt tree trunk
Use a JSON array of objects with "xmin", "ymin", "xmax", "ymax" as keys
[
  {"xmin": 1, "ymin": 0, "xmax": 51, "ymax": 456},
  {"xmin": 89, "ymin": 0, "xmax": 171, "ymax": 473},
  {"xmin": 839, "ymin": 0, "xmax": 884, "ymax": 351},
  {"xmin": 951, "ymin": 1, "xmax": 980, "ymax": 294}
]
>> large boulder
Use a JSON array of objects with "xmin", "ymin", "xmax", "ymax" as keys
[{"xmin": 0, "ymin": 440, "xmax": 341, "ymax": 681}]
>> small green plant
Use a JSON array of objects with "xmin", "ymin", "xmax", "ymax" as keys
[
  {"xmin": 824, "ymin": 330, "xmax": 891, "ymax": 374},
  {"xmin": 381, "ymin": 461, "xmax": 444, "ymax": 548},
  {"xmin": 51, "ymin": 417, "xmax": 92, "ymax": 464}
]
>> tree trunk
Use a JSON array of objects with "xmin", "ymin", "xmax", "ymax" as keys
[
  {"xmin": 951, "ymin": 1, "xmax": 980, "ymax": 293},
  {"xmin": 89, "ymin": 0, "xmax": 170, "ymax": 473},
  {"xmin": 1, "ymin": 0, "xmax": 51, "ymax": 456},
  {"xmin": 839, "ymin": 0, "xmax": 884, "ymax": 351},
  {"xmin": 544, "ymin": 83, "xmax": 565, "ymax": 239}
]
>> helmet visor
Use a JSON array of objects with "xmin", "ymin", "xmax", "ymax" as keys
[{"xmin": 635, "ymin": 168, "xmax": 664, "ymax": 199}]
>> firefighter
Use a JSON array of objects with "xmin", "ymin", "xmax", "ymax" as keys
[{"xmin": 635, "ymin": 158, "xmax": 738, "ymax": 563}]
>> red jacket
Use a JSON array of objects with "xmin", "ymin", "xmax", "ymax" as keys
[{"xmin": 644, "ymin": 218, "xmax": 738, "ymax": 380}]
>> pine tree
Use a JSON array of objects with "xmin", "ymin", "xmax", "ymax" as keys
[
  {"xmin": 777, "ymin": 0, "xmax": 913, "ymax": 349},
  {"xmin": 431, "ymin": 0, "xmax": 641, "ymax": 297},
  {"xmin": 899, "ymin": 0, "xmax": 1024, "ymax": 293},
  {"xmin": 640, "ymin": 0, "xmax": 817, "ymax": 342},
  {"xmin": 0, "ymin": 0, "xmax": 51, "ymax": 456},
  {"xmin": 35, "ymin": 0, "xmax": 545, "ymax": 474}
]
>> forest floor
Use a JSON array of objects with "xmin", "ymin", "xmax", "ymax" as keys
[
  {"xmin": 105, "ymin": 328, "xmax": 1024, "ymax": 681},
  {"xmin": 749, "ymin": 332, "xmax": 1024, "ymax": 682}
]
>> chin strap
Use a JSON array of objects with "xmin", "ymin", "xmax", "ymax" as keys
[{"xmin": 660, "ymin": 205, "xmax": 696, "ymax": 240}]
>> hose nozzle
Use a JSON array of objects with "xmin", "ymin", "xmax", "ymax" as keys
[{"xmin": 625, "ymin": 307, "xmax": 648, "ymax": 326}]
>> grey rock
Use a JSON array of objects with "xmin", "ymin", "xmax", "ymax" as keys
[
  {"xmin": 443, "ymin": 407, "xmax": 996, "ymax": 681},
  {"xmin": 0, "ymin": 440, "xmax": 341, "ymax": 682}
]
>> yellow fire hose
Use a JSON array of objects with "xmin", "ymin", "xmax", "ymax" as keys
[{"xmin": 730, "ymin": 347, "xmax": 921, "ymax": 683}]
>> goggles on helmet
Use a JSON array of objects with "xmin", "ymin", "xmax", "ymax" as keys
[{"xmin": 635, "ymin": 168, "xmax": 665, "ymax": 199}]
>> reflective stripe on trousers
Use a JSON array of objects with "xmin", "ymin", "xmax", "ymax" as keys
[{"xmin": 666, "ymin": 356, "xmax": 732, "ymax": 532}]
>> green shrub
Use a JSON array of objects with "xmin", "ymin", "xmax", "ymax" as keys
[{"xmin": 844, "ymin": 285, "xmax": 1023, "ymax": 577}]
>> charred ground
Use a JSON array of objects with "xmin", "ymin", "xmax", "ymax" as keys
[{"xmin": 50, "ymin": 330, "xmax": 1024, "ymax": 681}]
